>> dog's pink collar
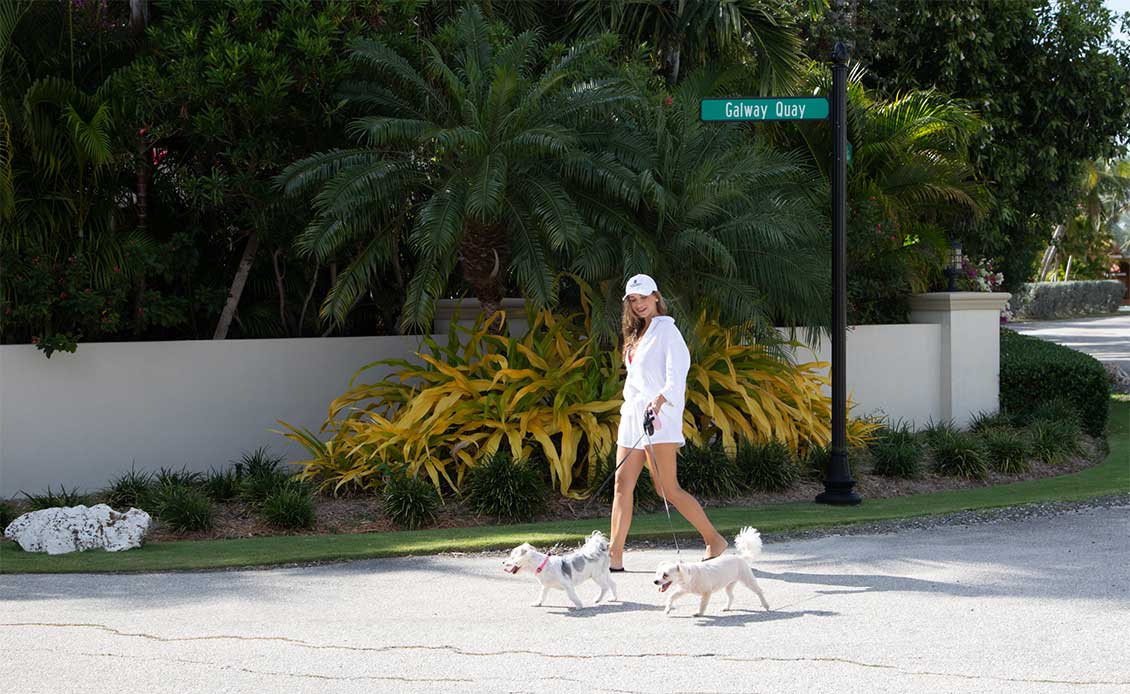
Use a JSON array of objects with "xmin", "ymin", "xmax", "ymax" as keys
[{"xmin": 535, "ymin": 543, "xmax": 560, "ymax": 575}]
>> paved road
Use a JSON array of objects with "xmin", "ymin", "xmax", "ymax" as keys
[
  {"xmin": 1010, "ymin": 311, "xmax": 1130, "ymax": 372},
  {"xmin": 2, "ymin": 506, "xmax": 1128, "ymax": 694}
]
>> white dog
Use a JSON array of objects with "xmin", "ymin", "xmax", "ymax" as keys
[
  {"xmin": 653, "ymin": 526, "xmax": 771, "ymax": 616},
  {"xmin": 503, "ymin": 531, "xmax": 618, "ymax": 609}
]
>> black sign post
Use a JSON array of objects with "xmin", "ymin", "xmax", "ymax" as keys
[
  {"xmin": 815, "ymin": 42, "xmax": 861, "ymax": 505},
  {"xmin": 700, "ymin": 42, "xmax": 861, "ymax": 505}
]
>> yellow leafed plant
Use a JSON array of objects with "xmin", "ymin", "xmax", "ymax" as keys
[
  {"xmin": 277, "ymin": 297, "xmax": 623, "ymax": 498},
  {"xmin": 277, "ymin": 299, "xmax": 877, "ymax": 498},
  {"xmin": 681, "ymin": 314, "xmax": 879, "ymax": 454}
]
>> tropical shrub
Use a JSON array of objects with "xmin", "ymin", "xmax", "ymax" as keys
[
  {"xmin": 0, "ymin": 500, "xmax": 17, "ymax": 529},
  {"xmin": 930, "ymin": 432, "xmax": 989, "ymax": 479},
  {"xmin": 240, "ymin": 469, "xmax": 292, "ymax": 508},
  {"xmin": 870, "ymin": 437, "xmax": 923, "ymax": 478},
  {"xmin": 20, "ymin": 486, "xmax": 88, "ymax": 511},
  {"xmin": 978, "ymin": 428, "xmax": 1032, "ymax": 474},
  {"xmin": 105, "ymin": 466, "xmax": 154, "ymax": 509},
  {"xmin": 281, "ymin": 301, "xmax": 878, "ymax": 498},
  {"xmin": 382, "ymin": 474, "xmax": 441, "ymax": 530},
  {"xmin": 734, "ymin": 439, "xmax": 798, "ymax": 492},
  {"xmin": 282, "ymin": 305, "xmax": 622, "ymax": 497},
  {"xmin": 1009, "ymin": 281, "xmax": 1125, "ymax": 320},
  {"xmin": 203, "ymin": 467, "xmax": 242, "ymax": 503},
  {"xmin": 682, "ymin": 313, "xmax": 880, "ymax": 453},
  {"xmin": 151, "ymin": 484, "xmax": 213, "ymax": 533},
  {"xmin": 869, "ymin": 421, "xmax": 923, "ymax": 478},
  {"xmin": 969, "ymin": 410, "xmax": 1018, "ymax": 433},
  {"xmin": 676, "ymin": 441, "xmax": 742, "ymax": 498},
  {"xmin": 1029, "ymin": 419, "xmax": 1082, "ymax": 465},
  {"xmin": 153, "ymin": 466, "xmax": 203, "ymax": 489},
  {"xmin": 260, "ymin": 482, "xmax": 316, "ymax": 530},
  {"xmin": 1000, "ymin": 329, "xmax": 1108, "ymax": 437},
  {"xmin": 800, "ymin": 444, "xmax": 830, "ymax": 481},
  {"xmin": 236, "ymin": 449, "xmax": 293, "ymax": 506},
  {"xmin": 1028, "ymin": 399, "xmax": 1084, "ymax": 429},
  {"xmin": 464, "ymin": 450, "xmax": 547, "ymax": 522}
]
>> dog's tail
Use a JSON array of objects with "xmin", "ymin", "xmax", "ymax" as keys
[
  {"xmin": 734, "ymin": 526, "xmax": 763, "ymax": 561},
  {"xmin": 582, "ymin": 530, "xmax": 610, "ymax": 555}
]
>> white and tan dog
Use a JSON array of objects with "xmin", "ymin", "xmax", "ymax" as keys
[
  {"xmin": 503, "ymin": 531, "xmax": 618, "ymax": 610},
  {"xmin": 653, "ymin": 526, "xmax": 771, "ymax": 616}
]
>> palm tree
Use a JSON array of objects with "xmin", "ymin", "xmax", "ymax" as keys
[
  {"xmin": 278, "ymin": 6, "xmax": 637, "ymax": 332},
  {"xmin": 1036, "ymin": 158, "xmax": 1130, "ymax": 281},
  {"xmin": 567, "ymin": 0, "xmax": 804, "ymax": 90},
  {"xmin": 788, "ymin": 62, "xmax": 986, "ymax": 229},
  {"xmin": 570, "ymin": 68, "xmax": 830, "ymax": 346}
]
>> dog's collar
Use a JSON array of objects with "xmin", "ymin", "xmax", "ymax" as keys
[{"xmin": 535, "ymin": 543, "xmax": 560, "ymax": 575}]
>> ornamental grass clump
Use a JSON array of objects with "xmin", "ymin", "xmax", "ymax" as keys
[
  {"xmin": 152, "ymin": 484, "xmax": 213, "ymax": 533},
  {"xmin": 968, "ymin": 410, "xmax": 1018, "ymax": 433},
  {"xmin": 464, "ymin": 450, "xmax": 547, "ymax": 522},
  {"xmin": 203, "ymin": 467, "xmax": 242, "ymax": 502},
  {"xmin": 978, "ymin": 428, "xmax": 1032, "ymax": 474},
  {"xmin": 105, "ymin": 466, "xmax": 154, "ymax": 508},
  {"xmin": 869, "ymin": 421, "xmax": 923, "ymax": 478},
  {"xmin": 260, "ymin": 481, "xmax": 316, "ymax": 530},
  {"xmin": 0, "ymin": 500, "xmax": 18, "ymax": 529},
  {"xmin": 382, "ymin": 474, "xmax": 441, "ymax": 530},
  {"xmin": 677, "ymin": 441, "xmax": 742, "ymax": 498},
  {"xmin": 734, "ymin": 439, "xmax": 798, "ymax": 492},
  {"xmin": 21, "ymin": 486, "xmax": 88, "ymax": 511},
  {"xmin": 930, "ymin": 432, "xmax": 989, "ymax": 479},
  {"xmin": 1029, "ymin": 419, "xmax": 1082, "ymax": 465},
  {"xmin": 870, "ymin": 439, "xmax": 924, "ymax": 478},
  {"xmin": 801, "ymin": 444, "xmax": 830, "ymax": 480}
]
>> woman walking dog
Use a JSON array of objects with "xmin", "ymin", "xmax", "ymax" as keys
[{"xmin": 608, "ymin": 274, "xmax": 728, "ymax": 572}]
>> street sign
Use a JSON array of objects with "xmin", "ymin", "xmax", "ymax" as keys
[{"xmin": 700, "ymin": 97, "xmax": 830, "ymax": 122}]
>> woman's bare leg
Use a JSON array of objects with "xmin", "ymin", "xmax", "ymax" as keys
[
  {"xmin": 646, "ymin": 443, "xmax": 728, "ymax": 559},
  {"xmin": 609, "ymin": 446, "xmax": 646, "ymax": 569}
]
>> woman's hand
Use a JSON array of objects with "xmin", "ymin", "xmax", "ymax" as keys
[{"xmin": 647, "ymin": 394, "xmax": 667, "ymax": 415}]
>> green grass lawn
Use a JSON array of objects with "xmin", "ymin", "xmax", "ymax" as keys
[{"xmin": 2, "ymin": 400, "xmax": 1126, "ymax": 575}]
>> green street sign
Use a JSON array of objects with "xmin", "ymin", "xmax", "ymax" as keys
[{"xmin": 700, "ymin": 97, "xmax": 830, "ymax": 122}]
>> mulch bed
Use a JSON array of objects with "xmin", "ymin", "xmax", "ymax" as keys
[{"xmin": 1, "ymin": 437, "xmax": 1106, "ymax": 544}]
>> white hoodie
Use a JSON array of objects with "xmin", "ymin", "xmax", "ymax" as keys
[{"xmin": 621, "ymin": 315, "xmax": 691, "ymax": 418}]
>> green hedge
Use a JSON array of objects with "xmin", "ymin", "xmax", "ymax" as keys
[
  {"xmin": 1008, "ymin": 281, "xmax": 1124, "ymax": 320},
  {"xmin": 999, "ymin": 329, "xmax": 1108, "ymax": 437}
]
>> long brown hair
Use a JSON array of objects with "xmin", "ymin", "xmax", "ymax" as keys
[{"xmin": 621, "ymin": 291, "xmax": 668, "ymax": 360}]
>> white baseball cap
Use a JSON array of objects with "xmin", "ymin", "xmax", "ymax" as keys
[{"xmin": 622, "ymin": 273, "xmax": 658, "ymax": 300}]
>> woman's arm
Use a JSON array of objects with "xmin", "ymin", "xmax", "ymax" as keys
[{"xmin": 653, "ymin": 323, "xmax": 691, "ymax": 412}]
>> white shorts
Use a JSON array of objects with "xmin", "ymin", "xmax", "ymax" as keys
[{"xmin": 616, "ymin": 404, "xmax": 686, "ymax": 449}]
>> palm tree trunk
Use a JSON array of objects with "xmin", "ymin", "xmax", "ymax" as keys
[
  {"xmin": 271, "ymin": 247, "xmax": 289, "ymax": 335},
  {"xmin": 213, "ymin": 230, "xmax": 259, "ymax": 339},
  {"xmin": 662, "ymin": 43, "xmax": 681, "ymax": 88},
  {"xmin": 129, "ymin": 0, "xmax": 149, "ymax": 35},
  {"xmin": 1037, "ymin": 224, "xmax": 1065, "ymax": 281},
  {"xmin": 460, "ymin": 222, "xmax": 509, "ymax": 333}
]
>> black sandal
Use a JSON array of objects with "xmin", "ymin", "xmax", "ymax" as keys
[{"xmin": 609, "ymin": 566, "xmax": 626, "ymax": 572}]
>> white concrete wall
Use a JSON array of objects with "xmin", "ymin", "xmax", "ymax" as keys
[
  {"xmin": 0, "ymin": 293, "xmax": 1008, "ymax": 496},
  {"xmin": 782, "ymin": 324, "xmax": 943, "ymax": 427},
  {"xmin": 0, "ymin": 336, "xmax": 438, "ymax": 497}
]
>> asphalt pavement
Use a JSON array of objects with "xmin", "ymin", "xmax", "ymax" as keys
[{"xmin": 2, "ymin": 505, "xmax": 1128, "ymax": 693}]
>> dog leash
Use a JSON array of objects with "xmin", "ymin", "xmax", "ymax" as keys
[
  {"xmin": 586, "ymin": 430, "xmax": 649, "ymax": 507},
  {"xmin": 643, "ymin": 406, "xmax": 681, "ymax": 557}
]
